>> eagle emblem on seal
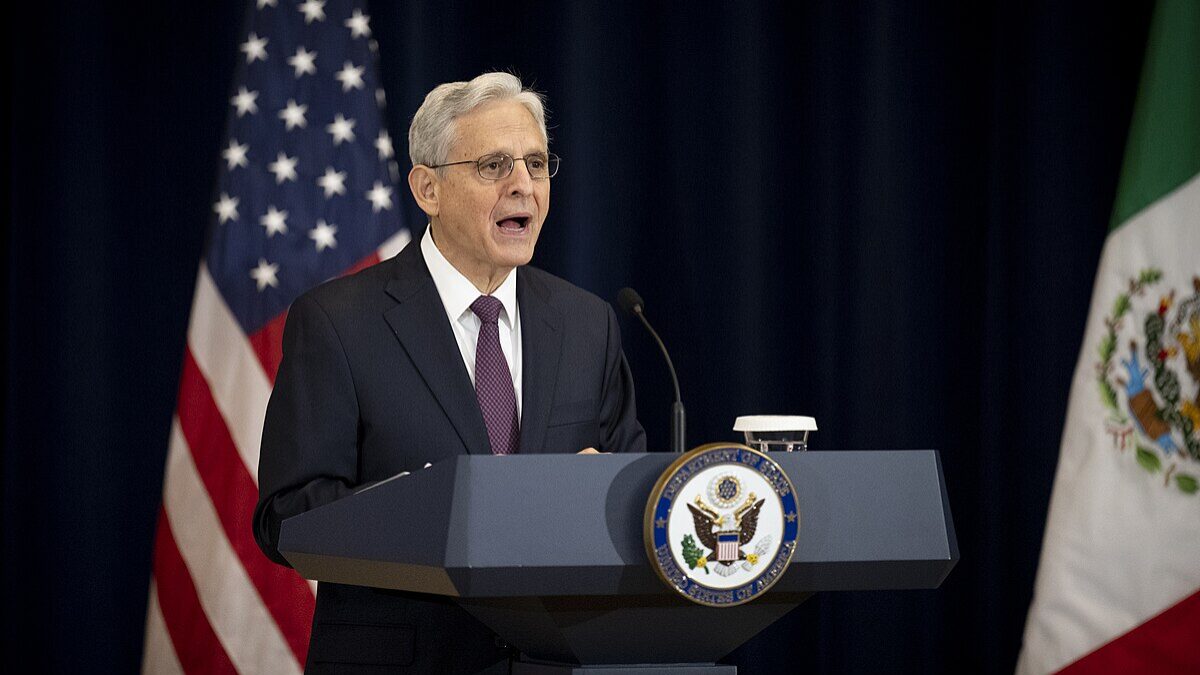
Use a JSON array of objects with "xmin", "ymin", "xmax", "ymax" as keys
[{"xmin": 682, "ymin": 475, "xmax": 769, "ymax": 575}]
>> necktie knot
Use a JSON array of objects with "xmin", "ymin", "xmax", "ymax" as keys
[{"xmin": 471, "ymin": 295, "xmax": 504, "ymax": 325}]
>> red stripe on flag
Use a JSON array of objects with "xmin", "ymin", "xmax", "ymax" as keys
[
  {"xmin": 1057, "ymin": 589, "xmax": 1200, "ymax": 675},
  {"xmin": 177, "ymin": 350, "xmax": 315, "ymax": 665},
  {"xmin": 151, "ymin": 509, "xmax": 238, "ymax": 675},
  {"xmin": 342, "ymin": 251, "xmax": 381, "ymax": 277},
  {"xmin": 249, "ymin": 311, "xmax": 288, "ymax": 383}
]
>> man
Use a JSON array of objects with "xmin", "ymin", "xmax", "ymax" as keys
[{"xmin": 253, "ymin": 72, "xmax": 646, "ymax": 673}]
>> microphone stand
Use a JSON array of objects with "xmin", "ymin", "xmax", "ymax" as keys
[{"xmin": 629, "ymin": 305, "xmax": 686, "ymax": 454}]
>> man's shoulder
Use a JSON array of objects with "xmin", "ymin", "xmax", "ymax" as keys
[
  {"xmin": 520, "ymin": 265, "xmax": 611, "ymax": 317},
  {"xmin": 292, "ymin": 252, "xmax": 405, "ymax": 320},
  {"xmin": 289, "ymin": 255, "xmax": 615, "ymax": 324}
]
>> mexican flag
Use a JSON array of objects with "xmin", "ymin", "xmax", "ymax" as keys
[{"xmin": 1016, "ymin": 2, "xmax": 1200, "ymax": 673}]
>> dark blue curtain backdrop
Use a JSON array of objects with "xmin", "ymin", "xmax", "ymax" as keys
[{"xmin": 6, "ymin": 0, "xmax": 1155, "ymax": 672}]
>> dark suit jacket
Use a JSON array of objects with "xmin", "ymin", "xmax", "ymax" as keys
[{"xmin": 253, "ymin": 240, "xmax": 646, "ymax": 673}]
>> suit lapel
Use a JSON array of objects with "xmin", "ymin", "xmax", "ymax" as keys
[
  {"xmin": 382, "ymin": 244, "xmax": 492, "ymax": 456},
  {"xmin": 517, "ymin": 269, "xmax": 563, "ymax": 454}
]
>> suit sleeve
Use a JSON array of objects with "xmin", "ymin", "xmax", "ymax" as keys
[
  {"xmin": 253, "ymin": 293, "xmax": 361, "ymax": 566},
  {"xmin": 599, "ymin": 304, "xmax": 647, "ymax": 454}
]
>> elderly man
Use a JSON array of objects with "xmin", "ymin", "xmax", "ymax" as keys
[{"xmin": 253, "ymin": 72, "xmax": 646, "ymax": 673}]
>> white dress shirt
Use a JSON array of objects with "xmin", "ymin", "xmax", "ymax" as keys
[{"xmin": 420, "ymin": 226, "xmax": 522, "ymax": 419}]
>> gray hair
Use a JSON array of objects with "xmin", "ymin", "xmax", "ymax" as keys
[{"xmin": 407, "ymin": 72, "xmax": 548, "ymax": 168}]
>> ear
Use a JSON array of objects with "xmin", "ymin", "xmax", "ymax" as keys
[{"xmin": 408, "ymin": 165, "xmax": 440, "ymax": 217}]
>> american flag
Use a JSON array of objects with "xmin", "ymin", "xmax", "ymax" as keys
[{"xmin": 141, "ymin": 1, "xmax": 408, "ymax": 672}]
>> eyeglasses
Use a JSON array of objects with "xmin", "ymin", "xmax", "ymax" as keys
[{"xmin": 428, "ymin": 152, "xmax": 561, "ymax": 180}]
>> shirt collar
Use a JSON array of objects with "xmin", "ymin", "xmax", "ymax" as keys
[{"xmin": 421, "ymin": 225, "xmax": 518, "ymax": 326}]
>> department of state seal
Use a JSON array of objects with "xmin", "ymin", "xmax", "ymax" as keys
[{"xmin": 644, "ymin": 443, "xmax": 800, "ymax": 607}]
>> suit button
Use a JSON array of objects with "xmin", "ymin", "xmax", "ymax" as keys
[{"xmin": 493, "ymin": 635, "xmax": 510, "ymax": 650}]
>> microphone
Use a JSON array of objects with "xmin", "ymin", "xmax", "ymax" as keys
[{"xmin": 617, "ymin": 288, "xmax": 686, "ymax": 453}]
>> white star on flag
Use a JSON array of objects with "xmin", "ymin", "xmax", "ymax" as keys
[
  {"xmin": 230, "ymin": 87, "xmax": 259, "ymax": 117},
  {"xmin": 250, "ymin": 258, "xmax": 280, "ymax": 291},
  {"xmin": 267, "ymin": 152, "xmax": 299, "ymax": 184},
  {"xmin": 279, "ymin": 99, "xmax": 308, "ymax": 130},
  {"xmin": 335, "ymin": 61, "xmax": 365, "ymax": 92},
  {"xmin": 317, "ymin": 167, "xmax": 347, "ymax": 198},
  {"xmin": 298, "ymin": 0, "xmax": 326, "ymax": 24},
  {"xmin": 222, "ymin": 140, "xmax": 249, "ymax": 170},
  {"xmin": 287, "ymin": 46, "xmax": 317, "ymax": 78},
  {"xmin": 240, "ymin": 33, "xmax": 268, "ymax": 63},
  {"xmin": 375, "ymin": 130, "xmax": 394, "ymax": 160},
  {"xmin": 345, "ymin": 9, "xmax": 371, "ymax": 38},
  {"xmin": 375, "ymin": 88, "xmax": 386, "ymax": 107},
  {"xmin": 256, "ymin": 0, "xmax": 276, "ymax": 8},
  {"xmin": 309, "ymin": 220, "xmax": 339, "ymax": 251},
  {"xmin": 259, "ymin": 205, "xmax": 289, "ymax": 237},
  {"xmin": 366, "ymin": 180, "xmax": 393, "ymax": 212},
  {"xmin": 326, "ymin": 114, "xmax": 357, "ymax": 145},
  {"xmin": 213, "ymin": 193, "xmax": 239, "ymax": 224}
]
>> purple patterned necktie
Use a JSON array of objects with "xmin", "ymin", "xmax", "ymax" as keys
[{"xmin": 470, "ymin": 295, "xmax": 520, "ymax": 455}]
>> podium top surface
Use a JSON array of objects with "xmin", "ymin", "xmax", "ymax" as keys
[{"xmin": 279, "ymin": 450, "xmax": 957, "ymax": 597}]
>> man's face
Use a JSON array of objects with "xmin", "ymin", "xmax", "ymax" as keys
[{"xmin": 429, "ymin": 100, "xmax": 549, "ymax": 289}]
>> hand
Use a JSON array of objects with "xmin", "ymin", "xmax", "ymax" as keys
[{"xmin": 577, "ymin": 447, "xmax": 606, "ymax": 454}]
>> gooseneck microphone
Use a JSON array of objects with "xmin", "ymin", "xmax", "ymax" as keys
[{"xmin": 617, "ymin": 288, "xmax": 686, "ymax": 453}]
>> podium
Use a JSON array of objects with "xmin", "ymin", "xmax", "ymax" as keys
[{"xmin": 279, "ymin": 451, "xmax": 957, "ymax": 673}]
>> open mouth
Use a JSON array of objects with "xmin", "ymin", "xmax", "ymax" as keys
[{"xmin": 495, "ymin": 214, "xmax": 531, "ymax": 233}]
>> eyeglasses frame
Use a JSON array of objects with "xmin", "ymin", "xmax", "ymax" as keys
[{"xmin": 426, "ymin": 152, "xmax": 561, "ymax": 180}]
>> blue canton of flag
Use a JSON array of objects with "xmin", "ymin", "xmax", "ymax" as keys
[{"xmin": 207, "ymin": 0, "xmax": 405, "ymax": 335}]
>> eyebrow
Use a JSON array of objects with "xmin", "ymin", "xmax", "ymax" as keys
[{"xmin": 479, "ymin": 150, "xmax": 548, "ymax": 157}]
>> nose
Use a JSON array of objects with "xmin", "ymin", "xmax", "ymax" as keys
[{"xmin": 505, "ymin": 158, "xmax": 535, "ymax": 196}]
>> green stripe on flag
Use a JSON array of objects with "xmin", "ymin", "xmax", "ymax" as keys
[{"xmin": 1110, "ymin": 0, "xmax": 1200, "ymax": 230}]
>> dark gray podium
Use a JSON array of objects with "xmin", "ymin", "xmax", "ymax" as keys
[{"xmin": 279, "ymin": 451, "xmax": 957, "ymax": 673}]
